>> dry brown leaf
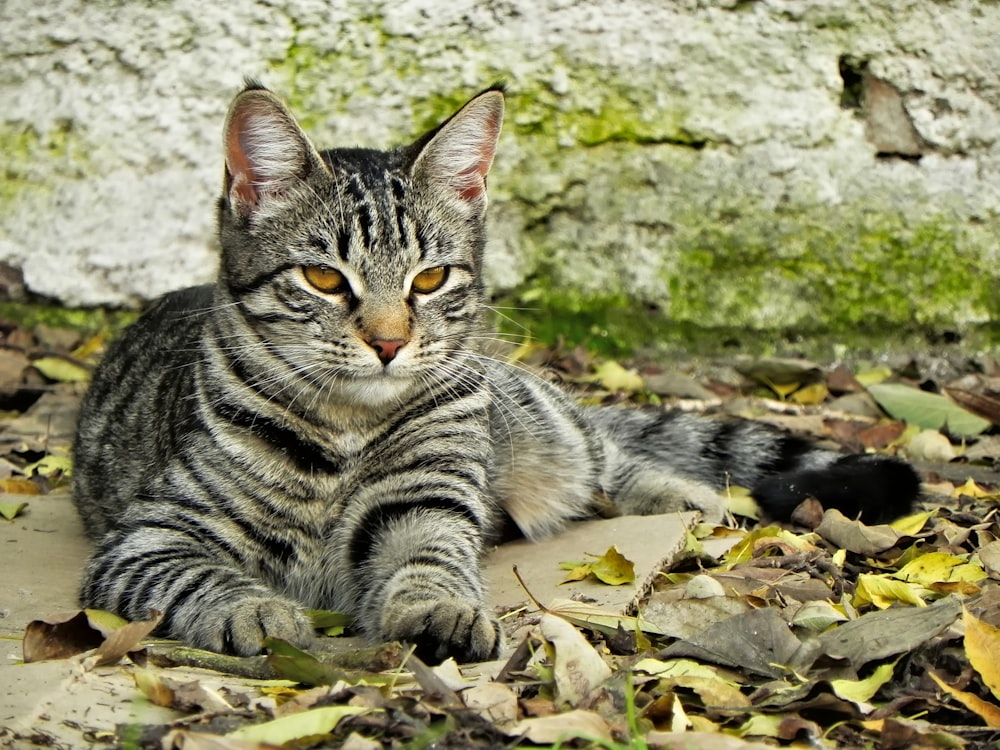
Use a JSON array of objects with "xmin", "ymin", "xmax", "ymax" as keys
[
  {"xmin": 539, "ymin": 613, "xmax": 612, "ymax": 707},
  {"xmin": 506, "ymin": 709, "xmax": 612, "ymax": 744},
  {"xmin": 84, "ymin": 609, "xmax": 162, "ymax": 668},
  {"xmin": 815, "ymin": 509, "xmax": 901, "ymax": 556},
  {"xmin": 22, "ymin": 610, "xmax": 105, "ymax": 662}
]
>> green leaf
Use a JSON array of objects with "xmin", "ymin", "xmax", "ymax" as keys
[
  {"xmin": 264, "ymin": 638, "xmax": 392, "ymax": 687},
  {"xmin": 30, "ymin": 356, "xmax": 91, "ymax": 383},
  {"xmin": 0, "ymin": 501, "xmax": 28, "ymax": 520},
  {"xmin": 867, "ymin": 383, "xmax": 990, "ymax": 436},
  {"xmin": 306, "ymin": 609, "xmax": 354, "ymax": 633}
]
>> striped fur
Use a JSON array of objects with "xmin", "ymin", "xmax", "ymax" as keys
[{"xmin": 73, "ymin": 84, "xmax": 920, "ymax": 662}]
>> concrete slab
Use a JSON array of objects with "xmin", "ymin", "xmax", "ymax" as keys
[
  {"xmin": 0, "ymin": 482, "xmax": 698, "ymax": 746},
  {"xmin": 485, "ymin": 512, "xmax": 699, "ymax": 616}
]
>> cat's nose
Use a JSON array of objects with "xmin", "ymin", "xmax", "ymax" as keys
[{"xmin": 368, "ymin": 338, "xmax": 406, "ymax": 365}]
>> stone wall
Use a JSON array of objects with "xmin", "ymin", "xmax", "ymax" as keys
[{"xmin": 2, "ymin": 0, "xmax": 998, "ymax": 342}]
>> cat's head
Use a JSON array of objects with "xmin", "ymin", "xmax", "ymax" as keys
[{"xmin": 216, "ymin": 82, "xmax": 503, "ymax": 404}]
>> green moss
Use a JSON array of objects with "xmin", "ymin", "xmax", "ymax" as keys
[
  {"xmin": 0, "ymin": 120, "xmax": 87, "ymax": 216},
  {"xmin": 0, "ymin": 303, "xmax": 137, "ymax": 336},
  {"xmin": 663, "ymin": 206, "xmax": 993, "ymax": 332}
]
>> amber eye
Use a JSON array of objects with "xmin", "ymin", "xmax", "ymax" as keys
[
  {"xmin": 411, "ymin": 266, "xmax": 448, "ymax": 294},
  {"xmin": 303, "ymin": 266, "xmax": 350, "ymax": 294}
]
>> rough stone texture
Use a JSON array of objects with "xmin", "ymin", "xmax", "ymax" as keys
[{"xmin": 2, "ymin": 0, "xmax": 998, "ymax": 339}]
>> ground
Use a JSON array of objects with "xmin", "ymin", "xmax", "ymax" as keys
[{"xmin": 0, "ymin": 320, "xmax": 999, "ymax": 749}]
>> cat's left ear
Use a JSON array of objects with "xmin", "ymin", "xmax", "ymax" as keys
[
  {"xmin": 223, "ymin": 83, "xmax": 325, "ymax": 218},
  {"xmin": 411, "ymin": 88, "xmax": 504, "ymax": 213}
]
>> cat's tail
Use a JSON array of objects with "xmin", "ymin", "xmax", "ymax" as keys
[{"xmin": 585, "ymin": 407, "xmax": 921, "ymax": 524}]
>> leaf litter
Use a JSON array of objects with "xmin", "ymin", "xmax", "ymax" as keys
[{"xmin": 2, "ymin": 319, "xmax": 1000, "ymax": 748}]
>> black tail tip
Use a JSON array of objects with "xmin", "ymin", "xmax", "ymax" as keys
[{"xmin": 751, "ymin": 454, "xmax": 921, "ymax": 524}]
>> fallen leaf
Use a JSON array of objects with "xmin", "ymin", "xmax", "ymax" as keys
[
  {"xmin": 738, "ymin": 358, "xmax": 824, "ymax": 388},
  {"xmin": 816, "ymin": 509, "xmax": 901, "ymax": 556},
  {"xmin": 461, "ymin": 682, "xmax": 519, "ymax": 724},
  {"xmin": 505, "ymin": 709, "xmax": 612, "ymax": 744},
  {"xmin": 952, "ymin": 478, "xmax": 996, "ymax": 499},
  {"xmin": 854, "ymin": 365, "xmax": 893, "ymax": 387},
  {"xmin": 944, "ymin": 387, "xmax": 1000, "ymax": 426},
  {"xmin": 588, "ymin": 360, "xmax": 644, "ymax": 393},
  {"xmin": 560, "ymin": 545, "xmax": 636, "ymax": 586},
  {"xmin": 930, "ymin": 669, "xmax": 1000, "ymax": 728},
  {"xmin": 964, "ymin": 608, "xmax": 1000, "ymax": 702},
  {"xmin": 264, "ymin": 638, "xmax": 382, "ymax": 687},
  {"xmin": 162, "ymin": 730, "xmax": 281, "ymax": 750},
  {"xmin": 893, "ymin": 551, "xmax": 986, "ymax": 586},
  {"xmin": 854, "ymin": 574, "xmax": 927, "ymax": 609},
  {"xmin": 307, "ymin": 609, "xmax": 353, "ymax": 636},
  {"xmin": 84, "ymin": 610, "xmax": 163, "ymax": 668},
  {"xmin": 790, "ymin": 382, "xmax": 829, "ymax": 405},
  {"xmin": 0, "ymin": 478, "xmax": 40, "ymax": 495},
  {"xmin": 23, "ymin": 610, "xmax": 105, "ymax": 662},
  {"xmin": 0, "ymin": 500, "xmax": 28, "ymax": 520},
  {"xmin": 889, "ymin": 510, "xmax": 936, "ymax": 536},
  {"xmin": 791, "ymin": 600, "xmax": 849, "ymax": 632},
  {"xmin": 979, "ymin": 541, "xmax": 1000, "ymax": 579},
  {"xmin": 546, "ymin": 599, "xmax": 666, "ymax": 637},
  {"xmin": 30, "ymin": 355, "xmax": 91, "ymax": 383},
  {"xmin": 659, "ymin": 608, "xmax": 801, "ymax": 678},
  {"xmin": 227, "ymin": 705, "xmax": 368, "ymax": 744},
  {"xmin": 539, "ymin": 613, "xmax": 612, "ymax": 707},
  {"xmin": 867, "ymin": 383, "xmax": 991, "ymax": 436},
  {"xmin": 818, "ymin": 596, "xmax": 961, "ymax": 670},
  {"xmin": 829, "ymin": 658, "xmax": 899, "ymax": 704}
]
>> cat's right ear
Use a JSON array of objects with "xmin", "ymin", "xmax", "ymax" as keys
[{"xmin": 223, "ymin": 86, "xmax": 323, "ymax": 218}]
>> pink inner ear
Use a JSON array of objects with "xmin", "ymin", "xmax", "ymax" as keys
[
  {"xmin": 456, "ymin": 165, "xmax": 486, "ymax": 201},
  {"xmin": 226, "ymin": 117, "xmax": 259, "ymax": 206}
]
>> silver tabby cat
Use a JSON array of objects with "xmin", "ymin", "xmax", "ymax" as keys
[{"xmin": 73, "ymin": 83, "xmax": 920, "ymax": 663}]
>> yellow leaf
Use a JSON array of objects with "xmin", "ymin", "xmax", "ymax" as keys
[
  {"xmin": 71, "ymin": 331, "xmax": 107, "ymax": 361},
  {"xmin": 724, "ymin": 485, "xmax": 760, "ymax": 519},
  {"xmin": 854, "ymin": 574, "xmax": 927, "ymax": 609},
  {"xmin": 889, "ymin": 509, "xmax": 936, "ymax": 536},
  {"xmin": 0, "ymin": 478, "xmax": 40, "ymax": 495},
  {"xmin": 560, "ymin": 563, "xmax": 593, "ymax": 584},
  {"xmin": 736, "ymin": 713, "xmax": 784, "ymax": 739},
  {"xmin": 588, "ymin": 545, "xmax": 635, "ymax": 586},
  {"xmin": 854, "ymin": 365, "xmax": 893, "ymax": 387},
  {"xmin": 559, "ymin": 547, "xmax": 635, "ymax": 586},
  {"xmin": 790, "ymin": 382, "xmax": 829, "ymax": 405},
  {"xmin": 829, "ymin": 658, "xmax": 899, "ymax": 703},
  {"xmin": 589, "ymin": 361, "xmax": 644, "ymax": 393},
  {"xmin": 31, "ymin": 356, "xmax": 91, "ymax": 383},
  {"xmin": 953, "ymin": 478, "xmax": 996, "ymax": 499},
  {"xmin": 894, "ymin": 552, "xmax": 986, "ymax": 586},
  {"xmin": 964, "ymin": 609, "xmax": 1000, "ymax": 702},
  {"xmin": 722, "ymin": 526, "xmax": 815, "ymax": 568},
  {"xmin": 24, "ymin": 454, "xmax": 73, "ymax": 479},
  {"xmin": 768, "ymin": 380, "xmax": 801, "ymax": 399},
  {"xmin": 930, "ymin": 670, "xmax": 1000, "ymax": 728}
]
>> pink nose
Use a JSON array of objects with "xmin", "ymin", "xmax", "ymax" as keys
[{"xmin": 368, "ymin": 338, "xmax": 406, "ymax": 365}]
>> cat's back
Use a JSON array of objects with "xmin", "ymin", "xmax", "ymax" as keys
[{"xmin": 74, "ymin": 284, "xmax": 214, "ymax": 537}]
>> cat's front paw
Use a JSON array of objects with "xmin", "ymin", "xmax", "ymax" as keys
[
  {"xmin": 381, "ymin": 599, "xmax": 501, "ymax": 664},
  {"xmin": 186, "ymin": 596, "xmax": 314, "ymax": 656}
]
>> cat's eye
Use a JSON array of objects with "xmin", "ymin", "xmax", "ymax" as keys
[
  {"xmin": 411, "ymin": 266, "xmax": 449, "ymax": 294},
  {"xmin": 303, "ymin": 266, "xmax": 350, "ymax": 294}
]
